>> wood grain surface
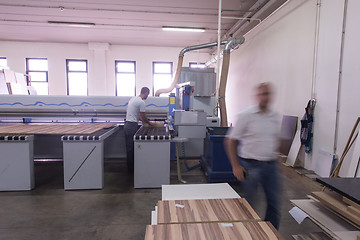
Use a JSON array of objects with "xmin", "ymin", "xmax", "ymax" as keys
[
  {"xmin": 145, "ymin": 222, "xmax": 283, "ymax": 240},
  {"xmin": 157, "ymin": 198, "xmax": 261, "ymax": 224},
  {"xmin": 312, "ymin": 191, "xmax": 360, "ymax": 228},
  {"xmin": 0, "ymin": 123, "xmax": 116, "ymax": 135},
  {"xmin": 292, "ymin": 232, "xmax": 331, "ymax": 240}
]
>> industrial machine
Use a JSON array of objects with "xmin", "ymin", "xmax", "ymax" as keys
[
  {"xmin": 0, "ymin": 36, "xmax": 245, "ymax": 190},
  {"xmin": 0, "ymin": 95, "xmax": 169, "ymax": 190},
  {"xmin": 200, "ymin": 127, "xmax": 237, "ymax": 183}
]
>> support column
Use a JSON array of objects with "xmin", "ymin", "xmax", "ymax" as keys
[{"xmin": 88, "ymin": 42, "xmax": 109, "ymax": 96}]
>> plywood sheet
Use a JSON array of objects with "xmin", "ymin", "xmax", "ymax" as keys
[
  {"xmin": 157, "ymin": 198, "xmax": 260, "ymax": 224},
  {"xmin": 145, "ymin": 221, "xmax": 283, "ymax": 240},
  {"xmin": 311, "ymin": 191, "xmax": 360, "ymax": 227},
  {"xmin": 0, "ymin": 123, "xmax": 116, "ymax": 135},
  {"xmin": 279, "ymin": 115, "xmax": 298, "ymax": 156},
  {"xmin": 332, "ymin": 231, "xmax": 360, "ymax": 240},
  {"xmin": 286, "ymin": 128, "xmax": 301, "ymax": 167},
  {"xmin": 291, "ymin": 199, "xmax": 358, "ymax": 239},
  {"xmin": 292, "ymin": 232, "xmax": 331, "ymax": 240}
]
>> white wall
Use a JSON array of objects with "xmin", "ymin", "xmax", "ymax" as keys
[
  {"xmin": 226, "ymin": 0, "xmax": 316, "ymax": 170},
  {"xmin": 226, "ymin": 0, "xmax": 360, "ymax": 177},
  {"xmin": 0, "ymin": 41, "xmax": 210, "ymax": 96},
  {"xmin": 312, "ymin": 0, "xmax": 345, "ymax": 176},
  {"xmin": 336, "ymin": 0, "xmax": 360, "ymax": 177},
  {"xmin": 227, "ymin": 0, "xmax": 315, "ymax": 126}
]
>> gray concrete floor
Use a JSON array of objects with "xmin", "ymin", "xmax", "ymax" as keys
[{"xmin": 0, "ymin": 159, "xmax": 324, "ymax": 240}]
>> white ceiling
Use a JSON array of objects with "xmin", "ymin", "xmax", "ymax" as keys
[{"xmin": 0, "ymin": 0, "xmax": 286, "ymax": 49}]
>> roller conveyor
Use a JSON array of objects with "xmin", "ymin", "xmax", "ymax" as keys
[{"xmin": 134, "ymin": 126, "xmax": 171, "ymax": 141}]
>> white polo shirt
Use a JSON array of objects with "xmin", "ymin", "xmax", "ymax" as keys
[
  {"xmin": 125, "ymin": 96, "xmax": 146, "ymax": 123},
  {"xmin": 227, "ymin": 105, "xmax": 280, "ymax": 161}
]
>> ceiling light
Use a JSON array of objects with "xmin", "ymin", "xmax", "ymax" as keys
[
  {"xmin": 48, "ymin": 21, "xmax": 95, "ymax": 28},
  {"xmin": 162, "ymin": 26, "xmax": 205, "ymax": 33}
]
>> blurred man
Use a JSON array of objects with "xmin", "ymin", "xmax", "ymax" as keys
[
  {"xmin": 124, "ymin": 87, "xmax": 152, "ymax": 172},
  {"xmin": 225, "ymin": 82, "xmax": 281, "ymax": 229}
]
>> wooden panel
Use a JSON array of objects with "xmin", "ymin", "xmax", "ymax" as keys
[
  {"xmin": 292, "ymin": 232, "xmax": 332, "ymax": 240},
  {"xmin": 291, "ymin": 199, "xmax": 358, "ymax": 240},
  {"xmin": 157, "ymin": 198, "xmax": 260, "ymax": 224},
  {"xmin": 312, "ymin": 191, "xmax": 360, "ymax": 228},
  {"xmin": 279, "ymin": 115, "xmax": 298, "ymax": 156},
  {"xmin": 343, "ymin": 197, "xmax": 360, "ymax": 210},
  {"xmin": 348, "ymin": 206, "xmax": 360, "ymax": 217},
  {"xmin": 145, "ymin": 222, "xmax": 283, "ymax": 240},
  {"xmin": 0, "ymin": 123, "xmax": 116, "ymax": 135}
]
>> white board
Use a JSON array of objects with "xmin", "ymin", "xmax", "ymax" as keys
[
  {"xmin": 314, "ymin": 149, "xmax": 333, "ymax": 177},
  {"xmin": 161, "ymin": 183, "xmax": 240, "ymax": 200},
  {"xmin": 286, "ymin": 127, "xmax": 301, "ymax": 167}
]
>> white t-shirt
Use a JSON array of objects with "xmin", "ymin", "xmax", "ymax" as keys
[
  {"xmin": 126, "ymin": 96, "xmax": 146, "ymax": 123},
  {"xmin": 227, "ymin": 105, "xmax": 280, "ymax": 161}
]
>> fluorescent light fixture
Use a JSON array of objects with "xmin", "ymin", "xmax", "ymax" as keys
[
  {"xmin": 48, "ymin": 21, "xmax": 95, "ymax": 28},
  {"xmin": 162, "ymin": 26, "xmax": 205, "ymax": 33}
]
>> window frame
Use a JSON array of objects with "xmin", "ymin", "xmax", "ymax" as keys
[
  {"xmin": 152, "ymin": 61, "xmax": 173, "ymax": 96},
  {"xmin": 189, "ymin": 62, "xmax": 206, "ymax": 68},
  {"xmin": 26, "ymin": 58, "xmax": 49, "ymax": 95},
  {"xmin": 66, "ymin": 59, "xmax": 88, "ymax": 96},
  {"xmin": 0, "ymin": 57, "xmax": 7, "ymax": 69},
  {"xmin": 115, "ymin": 60, "xmax": 136, "ymax": 96}
]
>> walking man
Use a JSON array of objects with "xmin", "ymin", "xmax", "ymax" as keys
[{"xmin": 225, "ymin": 82, "xmax": 282, "ymax": 229}]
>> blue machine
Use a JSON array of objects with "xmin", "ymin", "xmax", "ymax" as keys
[{"xmin": 200, "ymin": 127, "xmax": 237, "ymax": 182}]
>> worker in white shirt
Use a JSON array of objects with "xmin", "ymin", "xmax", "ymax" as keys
[
  {"xmin": 225, "ymin": 82, "xmax": 282, "ymax": 229},
  {"xmin": 124, "ymin": 87, "xmax": 152, "ymax": 173}
]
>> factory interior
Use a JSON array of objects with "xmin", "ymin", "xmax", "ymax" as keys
[{"xmin": 0, "ymin": 0, "xmax": 359, "ymax": 239}]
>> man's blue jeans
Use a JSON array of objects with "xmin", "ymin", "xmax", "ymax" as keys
[{"xmin": 239, "ymin": 157, "xmax": 282, "ymax": 229}]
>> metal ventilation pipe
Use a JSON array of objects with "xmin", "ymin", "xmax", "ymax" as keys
[
  {"xmin": 154, "ymin": 40, "xmax": 228, "ymax": 97},
  {"xmin": 218, "ymin": 36, "xmax": 245, "ymax": 126}
]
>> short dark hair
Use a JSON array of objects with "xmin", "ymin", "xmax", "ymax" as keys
[{"xmin": 140, "ymin": 87, "xmax": 150, "ymax": 94}]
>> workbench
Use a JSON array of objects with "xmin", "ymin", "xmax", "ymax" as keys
[
  {"xmin": 0, "ymin": 123, "xmax": 119, "ymax": 191},
  {"xmin": 147, "ymin": 183, "xmax": 284, "ymax": 240}
]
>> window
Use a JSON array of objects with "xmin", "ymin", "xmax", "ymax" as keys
[
  {"xmin": 189, "ymin": 62, "xmax": 206, "ymax": 69},
  {"xmin": 0, "ymin": 57, "xmax": 7, "ymax": 70},
  {"xmin": 66, "ymin": 59, "xmax": 88, "ymax": 96},
  {"xmin": 152, "ymin": 62, "xmax": 173, "ymax": 96},
  {"xmin": 26, "ymin": 58, "xmax": 49, "ymax": 95},
  {"xmin": 115, "ymin": 61, "xmax": 136, "ymax": 96}
]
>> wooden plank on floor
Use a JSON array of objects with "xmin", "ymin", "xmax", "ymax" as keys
[
  {"xmin": 311, "ymin": 191, "xmax": 360, "ymax": 227},
  {"xmin": 343, "ymin": 197, "xmax": 360, "ymax": 211},
  {"xmin": 157, "ymin": 198, "xmax": 261, "ymax": 224},
  {"xmin": 291, "ymin": 199, "xmax": 357, "ymax": 239},
  {"xmin": 145, "ymin": 221, "xmax": 283, "ymax": 240},
  {"xmin": 291, "ymin": 232, "xmax": 332, "ymax": 240}
]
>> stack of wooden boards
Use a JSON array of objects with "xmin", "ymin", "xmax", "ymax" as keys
[
  {"xmin": 311, "ymin": 191, "xmax": 360, "ymax": 229},
  {"xmin": 145, "ymin": 198, "xmax": 283, "ymax": 240}
]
